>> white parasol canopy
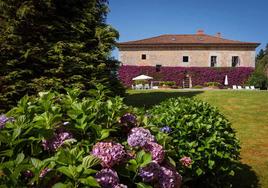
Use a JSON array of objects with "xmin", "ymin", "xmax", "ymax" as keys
[
  {"xmin": 132, "ymin": 74, "xmax": 153, "ymax": 81},
  {"xmin": 224, "ymin": 75, "xmax": 228, "ymax": 85}
]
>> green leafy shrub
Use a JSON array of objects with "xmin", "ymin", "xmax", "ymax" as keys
[
  {"xmin": 204, "ymin": 82, "xmax": 221, "ymax": 87},
  {"xmin": 192, "ymin": 85, "xmax": 203, "ymax": 89},
  {"xmin": 247, "ymin": 71, "xmax": 268, "ymax": 90},
  {"xmin": 0, "ymin": 88, "xmax": 182, "ymax": 187},
  {"xmin": 147, "ymin": 98, "xmax": 241, "ymax": 187}
]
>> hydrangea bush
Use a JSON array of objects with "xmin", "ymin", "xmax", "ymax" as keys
[
  {"xmin": 147, "ymin": 97, "xmax": 241, "ymax": 187},
  {"xmin": 0, "ymin": 88, "xmax": 182, "ymax": 188}
]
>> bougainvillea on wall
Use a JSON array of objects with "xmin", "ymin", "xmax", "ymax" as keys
[{"xmin": 118, "ymin": 65, "xmax": 254, "ymax": 87}]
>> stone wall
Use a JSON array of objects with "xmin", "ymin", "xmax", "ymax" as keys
[{"xmin": 119, "ymin": 48, "xmax": 256, "ymax": 67}]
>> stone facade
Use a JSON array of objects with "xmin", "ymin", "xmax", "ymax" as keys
[
  {"xmin": 119, "ymin": 48, "xmax": 256, "ymax": 67},
  {"xmin": 117, "ymin": 31, "xmax": 260, "ymax": 68}
]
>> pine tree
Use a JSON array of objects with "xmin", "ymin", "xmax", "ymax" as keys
[{"xmin": 0, "ymin": 0, "xmax": 124, "ymax": 112}]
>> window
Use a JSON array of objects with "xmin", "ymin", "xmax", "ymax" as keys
[
  {"xmin": 210, "ymin": 56, "xmax": 217, "ymax": 67},
  {"xmin": 183, "ymin": 56, "xmax": 189, "ymax": 63},
  {"xmin": 141, "ymin": 54, "xmax": 146, "ymax": 60},
  {"xmin": 232, "ymin": 56, "xmax": 240, "ymax": 67},
  {"xmin": 156, "ymin": 64, "xmax": 162, "ymax": 72}
]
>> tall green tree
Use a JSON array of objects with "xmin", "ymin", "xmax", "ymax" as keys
[{"xmin": 0, "ymin": 0, "xmax": 124, "ymax": 112}]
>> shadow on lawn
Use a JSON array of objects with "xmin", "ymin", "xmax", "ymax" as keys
[
  {"xmin": 228, "ymin": 162, "xmax": 261, "ymax": 188},
  {"xmin": 124, "ymin": 91, "xmax": 204, "ymax": 109}
]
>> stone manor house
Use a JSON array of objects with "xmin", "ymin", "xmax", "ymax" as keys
[{"xmin": 117, "ymin": 30, "xmax": 260, "ymax": 68}]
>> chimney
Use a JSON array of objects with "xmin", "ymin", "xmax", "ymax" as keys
[
  {"xmin": 215, "ymin": 32, "xmax": 221, "ymax": 38},
  {"xmin": 196, "ymin": 29, "xmax": 204, "ymax": 35}
]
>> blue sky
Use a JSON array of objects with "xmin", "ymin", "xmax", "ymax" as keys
[{"xmin": 107, "ymin": 0, "xmax": 268, "ymax": 59}]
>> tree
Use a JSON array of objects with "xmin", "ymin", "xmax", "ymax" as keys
[
  {"xmin": 0, "ymin": 0, "xmax": 124, "ymax": 112},
  {"xmin": 256, "ymin": 49, "xmax": 265, "ymax": 61}
]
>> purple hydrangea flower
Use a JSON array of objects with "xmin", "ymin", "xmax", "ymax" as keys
[
  {"xmin": 42, "ymin": 128, "xmax": 73, "ymax": 151},
  {"xmin": 180, "ymin": 156, "xmax": 192, "ymax": 167},
  {"xmin": 39, "ymin": 168, "xmax": 52, "ymax": 178},
  {"xmin": 144, "ymin": 141, "xmax": 165, "ymax": 163},
  {"xmin": 22, "ymin": 170, "xmax": 34, "ymax": 179},
  {"xmin": 120, "ymin": 113, "xmax": 137, "ymax": 126},
  {"xmin": 139, "ymin": 161, "xmax": 161, "ymax": 182},
  {"xmin": 91, "ymin": 142, "xmax": 126, "ymax": 168},
  {"xmin": 127, "ymin": 127, "xmax": 155, "ymax": 147},
  {"xmin": 160, "ymin": 126, "xmax": 172, "ymax": 133},
  {"xmin": 157, "ymin": 163, "xmax": 182, "ymax": 188},
  {"xmin": 114, "ymin": 184, "xmax": 128, "ymax": 188},
  {"xmin": 95, "ymin": 169, "xmax": 119, "ymax": 188},
  {"xmin": 0, "ymin": 114, "xmax": 14, "ymax": 129}
]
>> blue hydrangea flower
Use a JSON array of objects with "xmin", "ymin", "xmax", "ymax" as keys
[{"xmin": 160, "ymin": 126, "xmax": 172, "ymax": 133}]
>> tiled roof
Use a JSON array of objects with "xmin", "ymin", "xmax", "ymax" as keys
[{"xmin": 118, "ymin": 33, "xmax": 260, "ymax": 47}]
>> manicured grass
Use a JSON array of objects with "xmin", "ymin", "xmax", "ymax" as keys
[{"xmin": 125, "ymin": 89, "xmax": 268, "ymax": 188}]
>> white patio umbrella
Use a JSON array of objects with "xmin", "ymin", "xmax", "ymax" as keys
[
  {"xmin": 224, "ymin": 75, "xmax": 228, "ymax": 86},
  {"xmin": 132, "ymin": 74, "xmax": 153, "ymax": 81}
]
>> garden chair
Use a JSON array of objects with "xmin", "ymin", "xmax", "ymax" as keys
[
  {"xmin": 245, "ymin": 86, "xmax": 250, "ymax": 90},
  {"xmin": 232, "ymin": 85, "xmax": 237, "ymax": 90},
  {"xmin": 237, "ymin": 86, "xmax": 242, "ymax": 90},
  {"xmin": 144, "ymin": 84, "xmax": 150, "ymax": 89},
  {"xmin": 250, "ymin": 86, "xmax": 255, "ymax": 90}
]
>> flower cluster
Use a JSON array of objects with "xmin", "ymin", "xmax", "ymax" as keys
[
  {"xmin": 160, "ymin": 126, "xmax": 172, "ymax": 133},
  {"xmin": 144, "ymin": 141, "xmax": 165, "ymax": 163},
  {"xmin": 139, "ymin": 162, "xmax": 182, "ymax": 188},
  {"xmin": 42, "ymin": 128, "xmax": 73, "ymax": 151},
  {"xmin": 95, "ymin": 169, "xmax": 120, "ymax": 188},
  {"xmin": 180, "ymin": 156, "xmax": 192, "ymax": 167},
  {"xmin": 120, "ymin": 113, "xmax": 137, "ymax": 126},
  {"xmin": 139, "ymin": 161, "xmax": 160, "ymax": 182},
  {"xmin": 127, "ymin": 127, "xmax": 155, "ymax": 147},
  {"xmin": 92, "ymin": 142, "xmax": 126, "ymax": 168},
  {"xmin": 0, "ymin": 114, "xmax": 14, "ymax": 129},
  {"xmin": 157, "ymin": 163, "xmax": 182, "ymax": 188}
]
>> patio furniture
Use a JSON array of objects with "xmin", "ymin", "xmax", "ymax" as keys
[
  {"xmin": 144, "ymin": 84, "xmax": 150, "ymax": 89},
  {"xmin": 232, "ymin": 85, "xmax": 237, "ymax": 90},
  {"xmin": 152, "ymin": 86, "xmax": 159, "ymax": 89},
  {"xmin": 245, "ymin": 86, "xmax": 250, "ymax": 90},
  {"xmin": 250, "ymin": 86, "xmax": 255, "ymax": 90},
  {"xmin": 237, "ymin": 86, "xmax": 242, "ymax": 89},
  {"xmin": 135, "ymin": 84, "xmax": 143, "ymax": 90}
]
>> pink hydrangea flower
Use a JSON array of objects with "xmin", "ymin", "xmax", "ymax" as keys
[
  {"xmin": 180, "ymin": 156, "xmax": 192, "ymax": 167},
  {"xmin": 91, "ymin": 142, "xmax": 126, "ymax": 168}
]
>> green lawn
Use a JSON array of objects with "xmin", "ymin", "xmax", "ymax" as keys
[{"xmin": 125, "ymin": 89, "xmax": 268, "ymax": 188}]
